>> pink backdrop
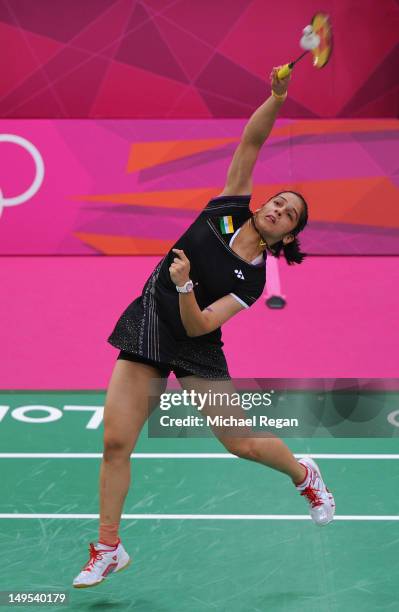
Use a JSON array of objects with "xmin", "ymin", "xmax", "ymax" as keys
[
  {"xmin": 1, "ymin": 119, "xmax": 398, "ymax": 256},
  {"xmin": 0, "ymin": 0, "xmax": 398, "ymax": 118},
  {"xmin": 1, "ymin": 255, "xmax": 398, "ymax": 389},
  {"xmin": 1, "ymin": 2, "xmax": 398, "ymax": 389}
]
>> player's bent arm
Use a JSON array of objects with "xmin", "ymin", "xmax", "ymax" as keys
[{"xmin": 178, "ymin": 293, "xmax": 245, "ymax": 338}]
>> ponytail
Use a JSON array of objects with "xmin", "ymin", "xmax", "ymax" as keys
[{"xmin": 268, "ymin": 235, "xmax": 307, "ymax": 265}]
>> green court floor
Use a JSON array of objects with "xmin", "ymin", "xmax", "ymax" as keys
[{"xmin": 0, "ymin": 391, "xmax": 398, "ymax": 611}]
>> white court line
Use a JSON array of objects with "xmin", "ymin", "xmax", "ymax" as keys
[
  {"xmin": 1, "ymin": 453, "xmax": 399, "ymax": 459},
  {"xmin": 0, "ymin": 514, "xmax": 398, "ymax": 521}
]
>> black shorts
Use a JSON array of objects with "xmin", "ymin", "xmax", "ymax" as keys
[{"xmin": 117, "ymin": 350, "xmax": 194, "ymax": 378}]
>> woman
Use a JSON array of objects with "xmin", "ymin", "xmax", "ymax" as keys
[{"xmin": 73, "ymin": 67, "xmax": 335, "ymax": 589}]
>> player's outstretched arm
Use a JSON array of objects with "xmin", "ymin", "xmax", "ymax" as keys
[{"xmin": 219, "ymin": 67, "xmax": 291, "ymax": 197}]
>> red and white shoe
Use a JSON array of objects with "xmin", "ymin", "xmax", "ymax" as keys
[
  {"xmin": 297, "ymin": 457, "xmax": 335, "ymax": 526},
  {"xmin": 72, "ymin": 538, "xmax": 131, "ymax": 588}
]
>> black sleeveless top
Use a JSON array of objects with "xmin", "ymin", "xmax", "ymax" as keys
[
  {"xmin": 108, "ymin": 195, "xmax": 266, "ymax": 372},
  {"xmin": 154, "ymin": 194, "xmax": 266, "ymax": 342}
]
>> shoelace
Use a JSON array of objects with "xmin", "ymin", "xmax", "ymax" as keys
[
  {"xmin": 301, "ymin": 485, "xmax": 323, "ymax": 508},
  {"xmin": 82, "ymin": 544, "xmax": 110, "ymax": 572}
]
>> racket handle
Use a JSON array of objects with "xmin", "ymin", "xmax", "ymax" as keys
[{"xmin": 277, "ymin": 63, "xmax": 293, "ymax": 79}]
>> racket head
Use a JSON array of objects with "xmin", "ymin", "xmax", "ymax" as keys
[{"xmin": 310, "ymin": 12, "xmax": 333, "ymax": 68}]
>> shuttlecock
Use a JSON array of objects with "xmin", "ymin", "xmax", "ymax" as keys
[{"xmin": 300, "ymin": 25, "xmax": 320, "ymax": 51}]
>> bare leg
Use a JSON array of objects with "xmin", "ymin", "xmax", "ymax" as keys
[
  {"xmin": 99, "ymin": 359, "xmax": 168, "ymax": 524},
  {"xmin": 177, "ymin": 376, "xmax": 306, "ymax": 485}
]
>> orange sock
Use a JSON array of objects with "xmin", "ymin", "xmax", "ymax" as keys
[{"xmin": 99, "ymin": 522, "xmax": 120, "ymax": 546}]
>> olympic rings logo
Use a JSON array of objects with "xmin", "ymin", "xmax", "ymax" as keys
[{"xmin": 0, "ymin": 134, "xmax": 45, "ymax": 218}]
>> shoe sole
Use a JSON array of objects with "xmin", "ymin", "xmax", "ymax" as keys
[
  {"xmin": 72, "ymin": 557, "xmax": 132, "ymax": 589},
  {"xmin": 300, "ymin": 457, "xmax": 335, "ymax": 526}
]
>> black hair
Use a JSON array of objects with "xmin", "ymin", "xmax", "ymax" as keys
[{"xmin": 266, "ymin": 190, "xmax": 309, "ymax": 265}]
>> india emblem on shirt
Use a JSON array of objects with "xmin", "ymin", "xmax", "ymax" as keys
[{"xmin": 219, "ymin": 215, "xmax": 234, "ymax": 234}]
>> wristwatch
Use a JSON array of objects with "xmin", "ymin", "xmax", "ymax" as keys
[{"xmin": 176, "ymin": 280, "xmax": 194, "ymax": 293}]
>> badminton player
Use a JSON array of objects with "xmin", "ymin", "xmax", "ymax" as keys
[{"xmin": 73, "ymin": 67, "xmax": 335, "ymax": 588}]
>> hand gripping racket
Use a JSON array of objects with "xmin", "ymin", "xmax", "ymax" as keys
[{"xmin": 277, "ymin": 12, "xmax": 333, "ymax": 80}]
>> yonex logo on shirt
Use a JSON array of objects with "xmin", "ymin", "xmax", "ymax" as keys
[{"xmin": 234, "ymin": 269, "xmax": 245, "ymax": 279}]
